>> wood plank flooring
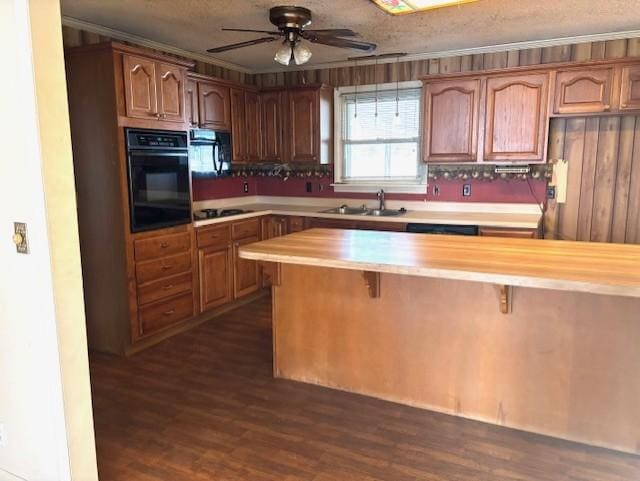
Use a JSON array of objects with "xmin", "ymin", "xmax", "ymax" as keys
[{"xmin": 90, "ymin": 297, "xmax": 640, "ymax": 481}]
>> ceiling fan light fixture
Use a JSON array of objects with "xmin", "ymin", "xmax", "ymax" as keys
[
  {"xmin": 293, "ymin": 41, "xmax": 312, "ymax": 65},
  {"xmin": 274, "ymin": 41, "xmax": 293, "ymax": 66}
]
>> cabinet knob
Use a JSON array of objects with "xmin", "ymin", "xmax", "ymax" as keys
[
  {"xmin": 162, "ymin": 309, "xmax": 175, "ymax": 316},
  {"xmin": 160, "ymin": 242, "xmax": 169, "ymax": 248},
  {"xmin": 161, "ymin": 264, "xmax": 173, "ymax": 270},
  {"xmin": 162, "ymin": 284, "xmax": 174, "ymax": 290}
]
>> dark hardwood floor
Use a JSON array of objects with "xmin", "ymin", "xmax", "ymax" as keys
[{"xmin": 90, "ymin": 296, "xmax": 640, "ymax": 481}]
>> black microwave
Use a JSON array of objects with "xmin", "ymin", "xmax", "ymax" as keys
[
  {"xmin": 189, "ymin": 129, "xmax": 232, "ymax": 178},
  {"xmin": 125, "ymin": 128, "xmax": 192, "ymax": 233}
]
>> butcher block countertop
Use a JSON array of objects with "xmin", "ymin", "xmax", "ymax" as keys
[{"xmin": 239, "ymin": 228, "xmax": 640, "ymax": 298}]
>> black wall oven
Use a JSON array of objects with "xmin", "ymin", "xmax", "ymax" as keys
[{"xmin": 126, "ymin": 129, "xmax": 191, "ymax": 233}]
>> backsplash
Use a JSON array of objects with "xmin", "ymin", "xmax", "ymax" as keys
[{"xmin": 192, "ymin": 175, "xmax": 547, "ymax": 204}]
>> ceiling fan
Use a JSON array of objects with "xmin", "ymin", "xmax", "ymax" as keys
[{"xmin": 206, "ymin": 6, "xmax": 377, "ymax": 66}]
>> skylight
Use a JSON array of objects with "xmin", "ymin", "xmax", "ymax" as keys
[{"xmin": 371, "ymin": 0, "xmax": 479, "ymax": 15}]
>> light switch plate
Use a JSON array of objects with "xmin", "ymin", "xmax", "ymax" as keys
[{"xmin": 13, "ymin": 222, "xmax": 28, "ymax": 254}]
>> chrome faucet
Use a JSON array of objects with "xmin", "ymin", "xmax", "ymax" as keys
[{"xmin": 377, "ymin": 189, "xmax": 386, "ymax": 211}]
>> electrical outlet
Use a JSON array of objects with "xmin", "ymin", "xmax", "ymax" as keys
[
  {"xmin": 547, "ymin": 185, "xmax": 556, "ymax": 199},
  {"xmin": 433, "ymin": 185, "xmax": 440, "ymax": 196},
  {"xmin": 462, "ymin": 184, "xmax": 471, "ymax": 197},
  {"xmin": 243, "ymin": 182, "xmax": 249, "ymax": 194},
  {"xmin": 306, "ymin": 182, "xmax": 312, "ymax": 193},
  {"xmin": 318, "ymin": 183, "xmax": 324, "ymax": 192},
  {"xmin": 0, "ymin": 423, "xmax": 6, "ymax": 447}
]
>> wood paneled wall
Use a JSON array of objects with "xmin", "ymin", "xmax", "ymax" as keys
[{"xmin": 61, "ymin": 26, "xmax": 255, "ymax": 85}]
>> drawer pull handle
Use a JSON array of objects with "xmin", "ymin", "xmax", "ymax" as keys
[
  {"xmin": 163, "ymin": 309, "xmax": 175, "ymax": 316},
  {"xmin": 160, "ymin": 242, "xmax": 170, "ymax": 248},
  {"xmin": 162, "ymin": 284, "xmax": 174, "ymax": 290},
  {"xmin": 161, "ymin": 265, "xmax": 173, "ymax": 270}
]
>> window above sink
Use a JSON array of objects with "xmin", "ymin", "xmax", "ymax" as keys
[{"xmin": 333, "ymin": 81, "xmax": 427, "ymax": 194}]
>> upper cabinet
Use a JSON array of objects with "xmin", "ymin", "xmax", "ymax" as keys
[
  {"xmin": 484, "ymin": 73, "xmax": 549, "ymax": 163},
  {"xmin": 198, "ymin": 80, "xmax": 231, "ymax": 131},
  {"xmin": 185, "ymin": 78, "xmax": 199, "ymax": 128},
  {"xmin": 261, "ymin": 91, "xmax": 284, "ymax": 162},
  {"xmin": 230, "ymin": 88, "xmax": 249, "ymax": 163},
  {"xmin": 423, "ymin": 79, "xmax": 480, "ymax": 163},
  {"xmin": 121, "ymin": 53, "xmax": 188, "ymax": 123},
  {"xmin": 287, "ymin": 85, "xmax": 333, "ymax": 164},
  {"xmin": 620, "ymin": 65, "xmax": 640, "ymax": 111},
  {"xmin": 553, "ymin": 67, "xmax": 615, "ymax": 115},
  {"xmin": 244, "ymin": 91, "xmax": 262, "ymax": 162}
]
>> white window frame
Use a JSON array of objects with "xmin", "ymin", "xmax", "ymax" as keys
[{"xmin": 333, "ymin": 80, "xmax": 426, "ymax": 194}]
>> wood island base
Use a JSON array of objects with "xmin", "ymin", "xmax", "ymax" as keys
[{"xmin": 271, "ymin": 264, "xmax": 640, "ymax": 454}]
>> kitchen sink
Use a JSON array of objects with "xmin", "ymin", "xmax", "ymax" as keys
[
  {"xmin": 321, "ymin": 205, "xmax": 407, "ymax": 217},
  {"xmin": 367, "ymin": 209, "xmax": 406, "ymax": 217},
  {"xmin": 321, "ymin": 205, "xmax": 370, "ymax": 215}
]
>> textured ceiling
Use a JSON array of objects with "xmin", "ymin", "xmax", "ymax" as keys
[{"xmin": 61, "ymin": 0, "xmax": 640, "ymax": 72}]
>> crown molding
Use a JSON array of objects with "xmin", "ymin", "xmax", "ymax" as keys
[
  {"xmin": 253, "ymin": 29, "xmax": 640, "ymax": 74},
  {"xmin": 61, "ymin": 17, "xmax": 640, "ymax": 77},
  {"xmin": 61, "ymin": 16, "xmax": 252, "ymax": 74}
]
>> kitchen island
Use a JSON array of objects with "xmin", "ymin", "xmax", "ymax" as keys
[{"xmin": 240, "ymin": 229, "xmax": 640, "ymax": 454}]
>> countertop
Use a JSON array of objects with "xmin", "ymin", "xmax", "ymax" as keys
[
  {"xmin": 239, "ymin": 228, "xmax": 640, "ymax": 298},
  {"xmin": 192, "ymin": 202, "xmax": 543, "ymax": 229}
]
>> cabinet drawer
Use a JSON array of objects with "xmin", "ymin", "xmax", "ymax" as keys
[
  {"xmin": 134, "ymin": 232, "xmax": 191, "ymax": 261},
  {"xmin": 288, "ymin": 216, "xmax": 305, "ymax": 232},
  {"xmin": 232, "ymin": 218, "xmax": 260, "ymax": 240},
  {"xmin": 138, "ymin": 292, "xmax": 194, "ymax": 336},
  {"xmin": 197, "ymin": 225, "xmax": 230, "ymax": 249},
  {"xmin": 135, "ymin": 251, "xmax": 191, "ymax": 284},
  {"xmin": 137, "ymin": 272, "xmax": 193, "ymax": 305},
  {"xmin": 479, "ymin": 227, "xmax": 539, "ymax": 239}
]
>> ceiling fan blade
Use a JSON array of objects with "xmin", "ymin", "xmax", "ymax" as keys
[
  {"xmin": 207, "ymin": 36, "xmax": 278, "ymax": 53},
  {"xmin": 303, "ymin": 34, "xmax": 377, "ymax": 52},
  {"xmin": 303, "ymin": 29, "xmax": 359, "ymax": 37},
  {"xmin": 222, "ymin": 28, "xmax": 281, "ymax": 35}
]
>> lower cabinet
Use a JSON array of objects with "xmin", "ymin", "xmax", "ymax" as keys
[
  {"xmin": 478, "ymin": 227, "xmax": 540, "ymax": 238},
  {"xmin": 233, "ymin": 235, "xmax": 261, "ymax": 298},
  {"xmin": 198, "ymin": 246, "xmax": 233, "ymax": 311}
]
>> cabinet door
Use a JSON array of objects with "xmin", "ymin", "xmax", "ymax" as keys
[
  {"xmin": 553, "ymin": 68, "xmax": 614, "ymax": 114},
  {"xmin": 122, "ymin": 54, "xmax": 158, "ymax": 119},
  {"xmin": 199, "ymin": 81, "xmax": 231, "ymax": 130},
  {"xmin": 423, "ymin": 79, "xmax": 480, "ymax": 162},
  {"xmin": 185, "ymin": 78, "xmax": 199, "ymax": 128},
  {"xmin": 620, "ymin": 65, "xmax": 640, "ymax": 111},
  {"xmin": 478, "ymin": 227, "xmax": 539, "ymax": 238},
  {"xmin": 157, "ymin": 63, "xmax": 185, "ymax": 122},
  {"xmin": 261, "ymin": 91, "xmax": 284, "ymax": 162},
  {"xmin": 230, "ymin": 88, "xmax": 247, "ymax": 162},
  {"xmin": 288, "ymin": 89, "xmax": 318, "ymax": 163},
  {"xmin": 199, "ymin": 246, "xmax": 233, "ymax": 312},
  {"xmin": 245, "ymin": 91, "xmax": 262, "ymax": 162},
  {"xmin": 233, "ymin": 235, "xmax": 260, "ymax": 298},
  {"xmin": 484, "ymin": 73, "xmax": 549, "ymax": 163}
]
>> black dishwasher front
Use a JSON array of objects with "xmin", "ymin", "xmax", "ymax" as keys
[{"xmin": 406, "ymin": 223, "xmax": 478, "ymax": 236}]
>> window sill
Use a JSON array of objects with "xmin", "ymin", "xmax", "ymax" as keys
[{"xmin": 332, "ymin": 182, "xmax": 427, "ymax": 194}]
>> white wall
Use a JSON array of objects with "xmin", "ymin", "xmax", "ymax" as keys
[{"xmin": 0, "ymin": 0, "xmax": 97, "ymax": 480}]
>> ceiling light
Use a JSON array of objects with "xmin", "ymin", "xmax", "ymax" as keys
[
  {"xmin": 274, "ymin": 41, "xmax": 293, "ymax": 66},
  {"xmin": 293, "ymin": 42, "xmax": 312, "ymax": 65},
  {"xmin": 371, "ymin": 0, "xmax": 479, "ymax": 15}
]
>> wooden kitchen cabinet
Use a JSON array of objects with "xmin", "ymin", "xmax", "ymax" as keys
[
  {"xmin": 198, "ymin": 80, "xmax": 231, "ymax": 131},
  {"xmin": 185, "ymin": 77, "xmax": 199, "ymax": 128},
  {"xmin": 287, "ymin": 85, "xmax": 333, "ymax": 164},
  {"xmin": 122, "ymin": 53, "xmax": 186, "ymax": 123},
  {"xmin": 230, "ymin": 88, "xmax": 247, "ymax": 161},
  {"xmin": 620, "ymin": 64, "xmax": 640, "ymax": 111},
  {"xmin": 245, "ymin": 91, "xmax": 262, "ymax": 162},
  {"xmin": 484, "ymin": 73, "xmax": 549, "ymax": 163},
  {"xmin": 233, "ymin": 235, "xmax": 261, "ymax": 298},
  {"xmin": 478, "ymin": 227, "xmax": 540, "ymax": 238},
  {"xmin": 423, "ymin": 79, "xmax": 480, "ymax": 162},
  {"xmin": 261, "ymin": 90, "xmax": 284, "ymax": 162},
  {"xmin": 262, "ymin": 216, "xmax": 288, "ymax": 240},
  {"xmin": 199, "ymin": 245, "xmax": 233, "ymax": 311},
  {"xmin": 553, "ymin": 67, "xmax": 615, "ymax": 115}
]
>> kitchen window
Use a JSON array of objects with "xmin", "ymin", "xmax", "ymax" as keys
[{"xmin": 333, "ymin": 81, "xmax": 425, "ymax": 193}]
